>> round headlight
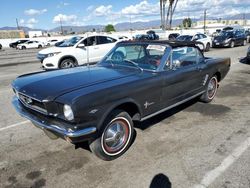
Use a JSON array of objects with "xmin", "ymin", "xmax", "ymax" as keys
[{"xmin": 63, "ymin": 104, "xmax": 74, "ymax": 121}]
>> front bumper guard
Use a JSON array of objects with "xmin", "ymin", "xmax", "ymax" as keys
[{"xmin": 12, "ymin": 97, "xmax": 97, "ymax": 138}]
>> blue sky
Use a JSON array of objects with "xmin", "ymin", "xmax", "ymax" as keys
[{"xmin": 0, "ymin": 0, "xmax": 249, "ymax": 29}]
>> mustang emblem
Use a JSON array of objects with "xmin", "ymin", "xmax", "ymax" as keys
[{"xmin": 144, "ymin": 101, "xmax": 155, "ymax": 109}]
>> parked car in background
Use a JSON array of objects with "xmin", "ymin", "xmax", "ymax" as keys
[
  {"xmin": 17, "ymin": 41, "xmax": 45, "ymax": 50},
  {"xmin": 146, "ymin": 30, "xmax": 159, "ymax": 40},
  {"xmin": 0, "ymin": 43, "xmax": 2, "ymax": 50},
  {"xmin": 12, "ymin": 40, "xmax": 230, "ymax": 160},
  {"xmin": 134, "ymin": 31, "xmax": 159, "ymax": 41},
  {"xmin": 55, "ymin": 40, "xmax": 66, "ymax": 47},
  {"xmin": 37, "ymin": 35, "xmax": 119, "ymax": 69},
  {"xmin": 9, "ymin": 39, "xmax": 29, "ymax": 48},
  {"xmin": 168, "ymin": 33, "xmax": 180, "ymax": 40},
  {"xmin": 176, "ymin": 33, "xmax": 212, "ymax": 51},
  {"xmin": 213, "ymin": 30, "xmax": 247, "ymax": 48},
  {"xmin": 45, "ymin": 39, "xmax": 59, "ymax": 46}
]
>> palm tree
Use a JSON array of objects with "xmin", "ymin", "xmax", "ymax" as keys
[{"xmin": 160, "ymin": 0, "xmax": 179, "ymax": 30}]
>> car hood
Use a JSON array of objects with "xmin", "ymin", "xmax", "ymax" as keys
[
  {"xmin": 12, "ymin": 65, "xmax": 141, "ymax": 101},
  {"xmin": 38, "ymin": 46, "xmax": 66, "ymax": 54},
  {"xmin": 214, "ymin": 36, "xmax": 229, "ymax": 42}
]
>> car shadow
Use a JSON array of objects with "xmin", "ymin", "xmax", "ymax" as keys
[
  {"xmin": 134, "ymin": 98, "xmax": 198, "ymax": 130},
  {"xmin": 239, "ymin": 57, "xmax": 250, "ymax": 65},
  {"xmin": 149, "ymin": 173, "xmax": 172, "ymax": 188}
]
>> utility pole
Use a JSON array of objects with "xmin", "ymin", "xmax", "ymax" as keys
[
  {"xmin": 243, "ymin": 13, "xmax": 246, "ymax": 26},
  {"xmin": 203, "ymin": 9, "xmax": 207, "ymax": 34},
  {"xmin": 16, "ymin": 18, "xmax": 20, "ymax": 30},
  {"xmin": 60, "ymin": 17, "xmax": 63, "ymax": 35}
]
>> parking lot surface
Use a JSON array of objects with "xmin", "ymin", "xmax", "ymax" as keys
[{"xmin": 0, "ymin": 45, "xmax": 249, "ymax": 188}]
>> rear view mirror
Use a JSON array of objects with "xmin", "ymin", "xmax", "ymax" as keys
[{"xmin": 77, "ymin": 44, "xmax": 85, "ymax": 48}]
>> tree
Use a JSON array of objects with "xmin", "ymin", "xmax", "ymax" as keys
[
  {"xmin": 182, "ymin": 18, "xmax": 192, "ymax": 28},
  {"xmin": 104, "ymin": 24, "xmax": 115, "ymax": 32},
  {"xmin": 159, "ymin": 0, "xmax": 179, "ymax": 30}
]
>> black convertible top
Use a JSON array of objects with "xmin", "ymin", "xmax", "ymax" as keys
[{"xmin": 118, "ymin": 40, "xmax": 204, "ymax": 49}]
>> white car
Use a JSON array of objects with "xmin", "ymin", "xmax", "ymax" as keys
[
  {"xmin": 17, "ymin": 41, "xmax": 45, "ymax": 50},
  {"xmin": 37, "ymin": 35, "xmax": 119, "ymax": 69},
  {"xmin": 45, "ymin": 39, "xmax": 59, "ymax": 46},
  {"xmin": 176, "ymin": 33, "xmax": 212, "ymax": 51}
]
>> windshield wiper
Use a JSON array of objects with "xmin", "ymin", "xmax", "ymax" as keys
[{"xmin": 124, "ymin": 59, "xmax": 143, "ymax": 72}]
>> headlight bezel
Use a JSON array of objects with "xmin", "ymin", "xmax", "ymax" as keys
[{"xmin": 48, "ymin": 52, "xmax": 61, "ymax": 57}]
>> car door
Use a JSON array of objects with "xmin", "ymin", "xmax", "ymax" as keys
[
  {"xmin": 75, "ymin": 36, "xmax": 99, "ymax": 65},
  {"xmin": 161, "ymin": 47, "xmax": 207, "ymax": 106},
  {"xmin": 96, "ymin": 36, "xmax": 117, "ymax": 60}
]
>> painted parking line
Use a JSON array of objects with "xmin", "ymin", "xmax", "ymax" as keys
[
  {"xmin": 194, "ymin": 137, "xmax": 250, "ymax": 188},
  {"xmin": 0, "ymin": 120, "xmax": 29, "ymax": 132}
]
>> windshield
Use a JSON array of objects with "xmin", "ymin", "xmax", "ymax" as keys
[
  {"xmin": 58, "ymin": 36, "xmax": 82, "ymax": 47},
  {"xmin": 218, "ymin": 31, "xmax": 233, "ymax": 37},
  {"xmin": 100, "ymin": 44, "xmax": 166, "ymax": 71},
  {"xmin": 176, "ymin": 35, "xmax": 193, "ymax": 41}
]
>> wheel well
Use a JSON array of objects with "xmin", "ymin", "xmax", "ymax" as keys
[
  {"xmin": 114, "ymin": 102, "xmax": 140, "ymax": 121},
  {"xmin": 214, "ymin": 72, "xmax": 221, "ymax": 82},
  {"xmin": 59, "ymin": 56, "xmax": 78, "ymax": 66}
]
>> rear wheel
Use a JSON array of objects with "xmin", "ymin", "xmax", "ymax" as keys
[
  {"xmin": 22, "ymin": 46, "xmax": 26, "ymax": 50},
  {"xmin": 38, "ymin": 45, "xmax": 42, "ymax": 48},
  {"xmin": 59, "ymin": 58, "xmax": 77, "ymax": 69},
  {"xmin": 200, "ymin": 76, "xmax": 218, "ymax": 103},
  {"xmin": 89, "ymin": 110, "xmax": 134, "ymax": 161}
]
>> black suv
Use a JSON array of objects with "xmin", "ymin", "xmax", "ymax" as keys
[
  {"xmin": 213, "ymin": 30, "xmax": 247, "ymax": 48},
  {"xmin": 9, "ymin": 40, "xmax": 29, "ymax": 48}
]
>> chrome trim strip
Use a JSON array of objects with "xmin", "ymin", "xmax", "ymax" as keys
[
  {"xmin": 141, "ymin": 91, "xmax": 205, "ymax": 121},
  {"xmin": 12, "ymin": 97, "xmax": 96, "ymax": 138}
]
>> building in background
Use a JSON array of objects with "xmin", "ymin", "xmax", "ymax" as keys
[
  {"xmin": 28, "ymin": 31, "xmax": 44, "ymax": 38},
  {"xmin": 0, "ymin": 30, "xmax": 25, "ymax": 39}
]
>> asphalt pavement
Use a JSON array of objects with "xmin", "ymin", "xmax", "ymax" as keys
[{"xmin": 0, "ymin": 45, "xmax": 249, "ymax": 188}]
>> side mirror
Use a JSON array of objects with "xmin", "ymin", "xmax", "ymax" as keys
[{"xmin": 77, "ymin": 43, "xmax": 85, "ymax": 48}]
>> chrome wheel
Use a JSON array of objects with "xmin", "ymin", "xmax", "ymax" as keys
[
  {"xmin": 101, "ymin": 117, "xmax": 131, "ymax": 156},
  {"xmin": 207, "ymin": 77, "xmax": 217, "ymax": 100}
]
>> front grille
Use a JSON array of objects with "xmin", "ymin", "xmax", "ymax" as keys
[{"xmin": 18, "ymin": 93, "xmax": 47, "ymax": 114}]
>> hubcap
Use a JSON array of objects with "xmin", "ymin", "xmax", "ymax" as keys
[
  {"xmin": 61, "ymin": 61, "xmax": 74, "ymax": 68},
  {"xmin": 103, "ymin": 119, "xmax": 129, "ymax": 154},
  {"xmin": 208, "ymin": 77, "xmax": 217, "ymax": 99}
]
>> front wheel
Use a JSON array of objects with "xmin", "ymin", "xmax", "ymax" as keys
[
  {"xmin": 200, "ymin": 76, "xmax": 218, "ymax": 103},
  {"xmin": 230, "ymin": 41, "xmax": 235, "ymax": 48},
  {"xmin": 243, "ymin": 40, "xmax": 247, "ymax": 46},
  {"xmin": 59, "ymin": 58, "xmax": 77, "ymax": 69},
  {"xmin": 205, "ymin": 43, "xmax": 210, "ymax": 52},
  {"xmin": 89, "ymin": 110, "xmax": 134, "ymax": 161}
]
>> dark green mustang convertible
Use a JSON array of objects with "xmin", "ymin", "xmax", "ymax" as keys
[{"xmin": 12, "ymin": 40, "xmax": 230, "ymax": 160}]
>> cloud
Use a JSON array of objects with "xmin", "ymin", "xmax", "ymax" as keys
[
  {"xmin": 57, "ymin": 2, "xmax": 70, "ymax": 8},
  {"xmin": 24, "ymin": 9, "xmax": 47, "ymax": 16},
  {"xmin": 87, "ymin": 5, "xmax": 94, "ymax": 12},
  {"xmin": 27, "ymin": 18, "xmax": 38, "ymax": 24},
  {"xmin": 19, "ymin": 18, "xmax": 38, "ymax": 28},
  {"xmin": 120, "ymin": 1, "xmax": 159, "ymax": 17},
  {"xmin": 53, "ymin": 14, "xmax": 77, "ymax": 23},
  {"xmin": 94, "ymin": 5, "xmax": 112, "ymax": 16}
]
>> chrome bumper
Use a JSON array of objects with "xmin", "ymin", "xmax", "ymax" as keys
[{"xmin": 12, "ymin": 96, "xmax": 96, "ymax": 138}]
